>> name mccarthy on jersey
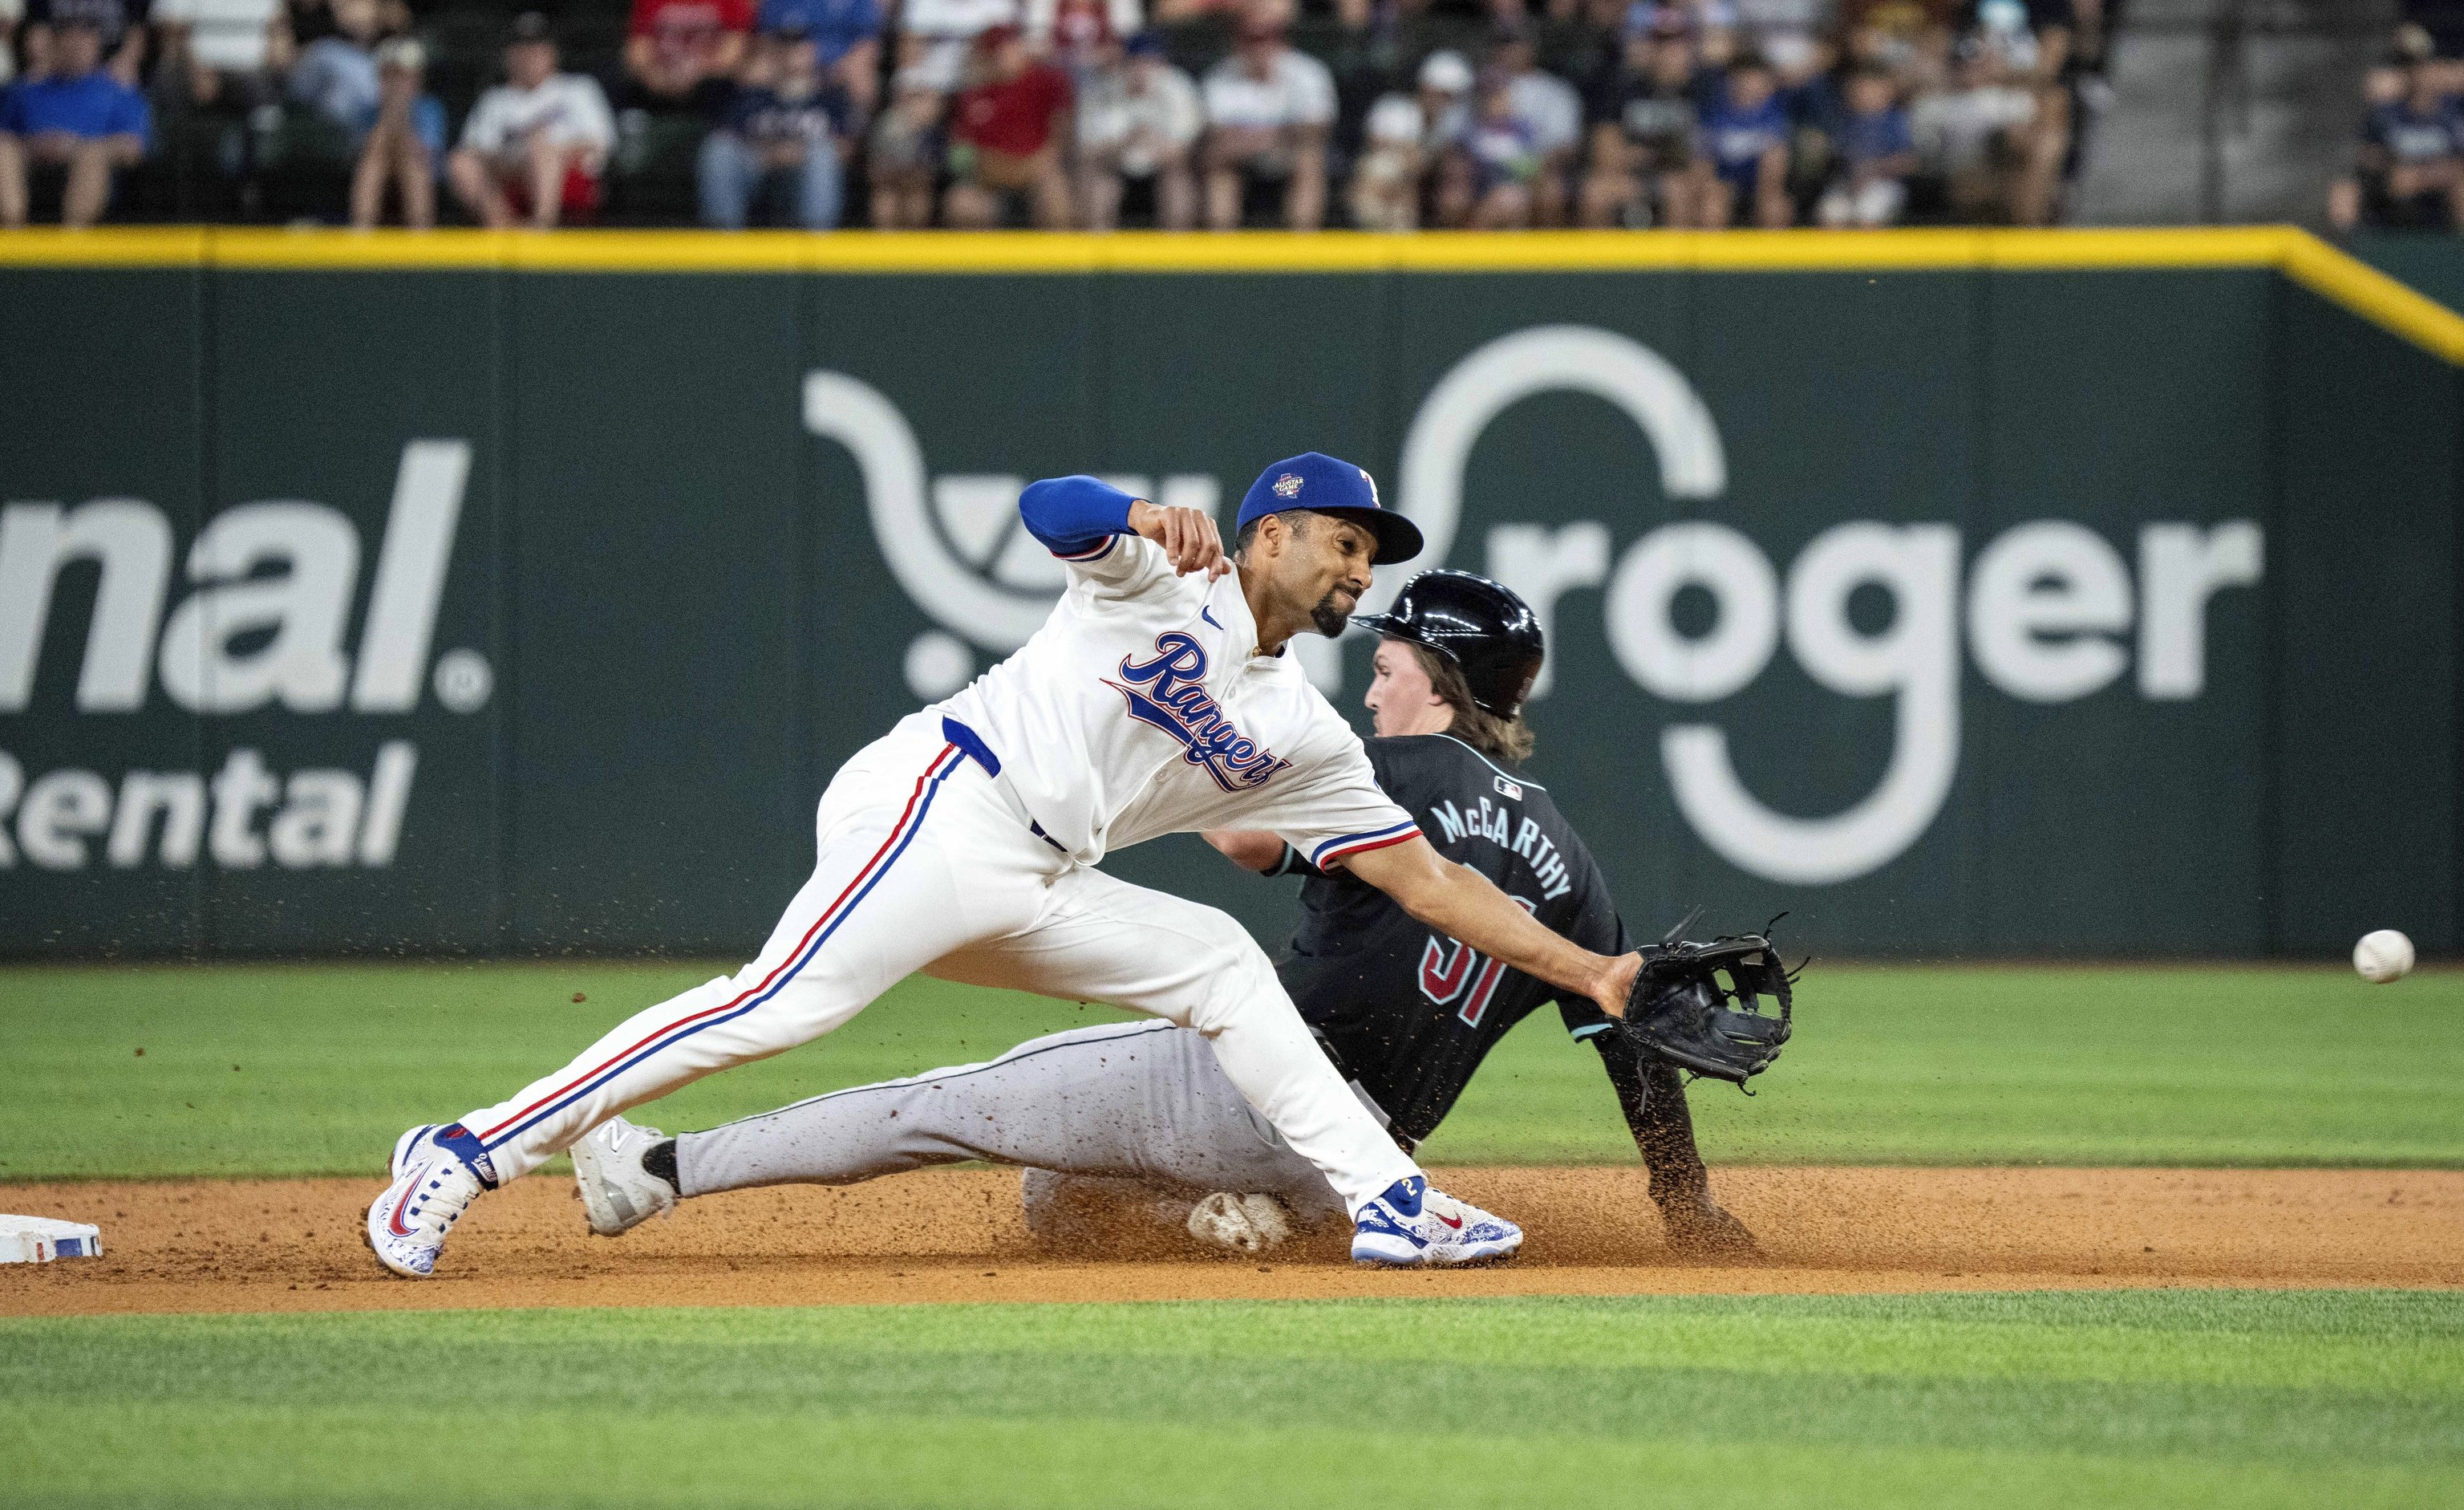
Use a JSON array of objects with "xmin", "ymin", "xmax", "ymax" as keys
[{"xmin": 1424, "ymin": 794, "xmax": 1576, "ymax": 901}]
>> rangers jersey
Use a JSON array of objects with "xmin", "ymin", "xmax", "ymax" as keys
[{"xmin": 933, "ymin": 477, "xmax": 1420, "ymax": 871}]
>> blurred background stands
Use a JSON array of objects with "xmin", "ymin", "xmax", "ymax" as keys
[{"xmin": 0, "ymin": 0, "xmax": 2434, "ymax": 229}]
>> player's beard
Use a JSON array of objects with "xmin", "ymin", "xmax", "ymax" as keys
[{"xmin": 1309, "ymin": 589, "xmax": 1354, "ymax": 638}]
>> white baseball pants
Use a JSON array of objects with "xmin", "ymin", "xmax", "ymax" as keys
[{"xmin": 454, "ymin": 712, "xmax": 1421, "ymax": 1213}]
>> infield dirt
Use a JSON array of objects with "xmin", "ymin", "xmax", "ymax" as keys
[{"xmin": 5, "ymin": 1166, "xmax": 2459, "ymax": 1316}]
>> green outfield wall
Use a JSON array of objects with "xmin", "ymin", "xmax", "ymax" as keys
[{"xmin": 1, "ymin": 229, "xmax": 2458, "ymax": 960}]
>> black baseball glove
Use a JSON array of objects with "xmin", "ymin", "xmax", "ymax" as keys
[{"xmin": 1622, "ymin": 928, "xmax": 1795, "ymax": 1086}]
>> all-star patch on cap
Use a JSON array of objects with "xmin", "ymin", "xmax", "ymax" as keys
[{"xmin": 1235, "ymin": 453, "xmax": 1424, "ymax": 566}]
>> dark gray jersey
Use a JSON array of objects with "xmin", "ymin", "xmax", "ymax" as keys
[{"xmin": 1275, "ymin": 733, "xmax": 1630, "ymax": 1145}]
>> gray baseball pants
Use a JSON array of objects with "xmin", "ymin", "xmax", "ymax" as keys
[{"xmin": 674, "ymin": 1019, "xmax": 1371, "ymax": 1230}]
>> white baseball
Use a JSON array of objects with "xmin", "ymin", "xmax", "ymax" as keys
[{"xmin": 2353, "ymin": 929, "xmax": 2415, "ymax": 984}]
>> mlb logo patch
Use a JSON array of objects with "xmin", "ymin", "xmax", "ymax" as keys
[
  {"xmin": 1273, "ymin": 473, "xmax": 1303, "ymax": 498},
  {"xmin": 1494, "ymin": 774, "xmax": 1523, "ymax": 802}
]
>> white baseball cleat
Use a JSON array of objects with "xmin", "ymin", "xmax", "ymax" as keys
[
  {"xmin": 570, "ymin": 1115, "xmax": 679, "ymax": 1237},
  {"xmin": 365, "ymin": 1122, "xmax": 496, "ymax": 1279},
  {"xmin": 1185, "ymin": 1191, "xmax": 1293, "ymax": 1254},
  {"xmin": 1351, "ymin": 1176, "xmax": 1522, "ymax": 1267}
]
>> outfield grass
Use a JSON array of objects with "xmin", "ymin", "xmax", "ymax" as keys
[
  {"xmin": 3, "ymin": 962, "xmax": 2458, "ymax": 1179},
  {"xmin": 3, "ymin": 1291, "xmax": 2456, "ymax": 1508}
]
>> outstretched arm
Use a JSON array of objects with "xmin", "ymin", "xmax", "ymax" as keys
[{"xmin": 1338, "ymin": 834, "xmax": 1639, "ymax": 1018}]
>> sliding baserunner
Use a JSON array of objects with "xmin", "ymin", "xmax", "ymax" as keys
[
  {"xmin": 569, "ymin": 572, "xmax": 1760, "ymax": 1259},
  {"xmin": 368, "ymin": 456, "xmax": 1650, "ymax": 1277}
]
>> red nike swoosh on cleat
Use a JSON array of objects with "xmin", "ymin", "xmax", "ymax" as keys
[
  {"xmin": 387, "ymin": 1171, "xmax": 423, "ymax": 1238},
  {"xmin": 1437, "ymin": 1212, "xmax": 1462, "ymax": 1229}
]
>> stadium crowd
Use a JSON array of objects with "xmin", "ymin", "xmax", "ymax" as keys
[{"xmin": 0, "ymin": 0, "xmax": 2110, "ymax": 229}]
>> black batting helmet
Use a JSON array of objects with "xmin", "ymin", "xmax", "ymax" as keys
[{"xmin": 1352, "ymin": 570, "xmax": 1544, "ymax": 719}]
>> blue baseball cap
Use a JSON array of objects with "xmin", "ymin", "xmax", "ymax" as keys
[{"xmin": 1235, "ymin": 453, "xmax": 1424, "ymax": 566}]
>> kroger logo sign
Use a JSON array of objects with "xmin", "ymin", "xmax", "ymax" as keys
[{"xmin": 808, "ymin": 325, "xmax": 2262, "ymax": 887}]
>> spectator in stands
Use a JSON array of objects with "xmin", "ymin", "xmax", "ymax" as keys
[
  {"xmin": 1076, "ymin": 29, "xmax": 1199, "ymax": 229},
  {"xmin": 1349, "ymin": 84, "xmax": 1427, "ymax": 232},
  {"xmin": 699, "ymin": 22, "xmax": 850, "ymax": 228},
  {"xmin": 1027, "ymin": 0, "xmax": 1139, "ymax": 83},
  {"xmin": 626, "ymin": 0, "xmax": 752, "ymax": 114},
  {"xmin": 20, "ymin": 0, "xmax": 150, "ymax": 87},
  {"xmin": 348, "ymin": 34, "xmax": 440, "ymax": 227},
  {"xmin": 942, "ymin": 22, "xmax": 1070, "ymax": 227},
  {"xmin": 152, "ymin": 0, "xmax": 290, "ymax": 109},
  {"xmin": 286, "ymin": 0, "xmax": 381, "ymax": 132},
  {"xmin": 1910, "ymin": 33, "xmax": 2036, "ymax": 222},
  {"xmin": 0, "ymin": 0, "xmax": 18, "ymax": 88},
  {"xmin": 1814, "ymin": 59, "xmax": 1911, "ymax": 224},
  {"xmin": 1348, "ymin": 48, "xmax": 1469, "ymax": 232},
  {"xmin": 1690, "ymin": 48, "xmax": 1790, "ymax": 225},
  {"xmin": 1459, "ymin": 67, "xmax": 1540, "ymax": 226},
  {"xmin": 865, "ymin": 53, "xmax": 943, "ymax": 227},
  {"xmin": 2332, "ymin": 51, "xmax": 2464, "ymax": 233},
  {"xmin": 898, "ymin": 0, "xmax": 1018, "ymax": 94},
  {"xmin": 1198, "ymin": 0, "xmax": 1334, "ymax": 229},
  {"xmin": 448, "ymin": 13, "xmax": 614, "ymax": 229},
  {"xmin": 2325, "ymin": 34, "xmax": 2424, "ymax": 229},
  {"xmin": 1489, "ymin": 22, "xmax": 1580, "ymax": 223},
  {"xmin": 0, "ymin": 13, "xmax": 148, "ymax": 224},
  {"xmin": 1956, "ymin": 0, "xmax": 2069, "ymax": 222},
  {"xmin": 756, "ymin": 0, "xmax": 882, "ymax": 113},
  {"xmin": 1578, "ymin": 6, "xmax": 1707, "ymax": 226}
]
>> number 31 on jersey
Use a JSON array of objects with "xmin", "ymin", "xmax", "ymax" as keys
[{"xmin": 1418, "ymin": 896, "xmax": 1536, "ymax": 1028}]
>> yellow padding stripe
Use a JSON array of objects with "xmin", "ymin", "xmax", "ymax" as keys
[
  {"xmin": 5, "ymin": 224, "xmax": 2464, "ymax": 363},
  {"xmin": 2277, "ymin": 233, "xmax": 2464, "ymax": 365},
  {"xmin": 0, "ymin": 224, "xmax": 2304, "ymax": 273}
]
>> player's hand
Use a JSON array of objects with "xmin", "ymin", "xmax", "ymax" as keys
[
  {"xmin": 1128, "ymin": 500, "xmax": 1230, "ymax": 579},
  {"xmin": 1592, "ymin": 952, "xmax": 1643, "ymax": 1020}
]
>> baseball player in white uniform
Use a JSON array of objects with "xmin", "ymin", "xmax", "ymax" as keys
[{"xmin": 365, "ymin": 452, "xmax": 1645, "ymax": 1275}]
